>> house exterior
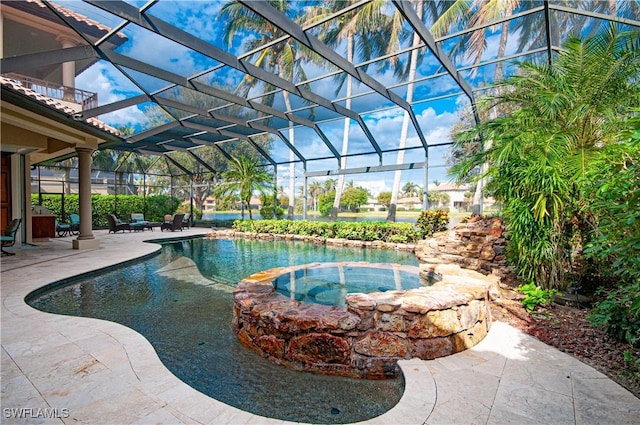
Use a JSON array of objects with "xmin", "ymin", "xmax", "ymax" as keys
[
  {"xmin": 430, "ymin": 183, "xmax": 473, "ymax": 212},
  {"xmin": 1, "ymin": 0, "xmax": 125, "ymax": 248}
]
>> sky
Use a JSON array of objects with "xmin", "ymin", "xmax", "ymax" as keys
[{"xmin": 63, "ymin": 0, "xmax": 519, "ymax": 197}]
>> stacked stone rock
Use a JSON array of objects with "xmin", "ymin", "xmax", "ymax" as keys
[
  {"xmin": 415, "ymin": 215, "xmax": 507, "ymax": 277},
  {"xmin": 232, "ymin": 263, "xmax": 495, "ymax": 379}
]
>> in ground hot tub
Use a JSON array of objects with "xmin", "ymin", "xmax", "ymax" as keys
[
  {"xmin": 272, "ymin": 263, "xmax": 430, "ymax": 306},
  {"xmin": 233, "ymin": 262, "xmax": 493, "ymax": 379}
]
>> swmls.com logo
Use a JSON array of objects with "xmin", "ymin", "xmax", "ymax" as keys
[{"xmin": 3, "ymin": 407, "xmax": 70, "ymax": 419}]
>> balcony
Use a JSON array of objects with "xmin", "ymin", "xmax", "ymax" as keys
[{"xmin": 2, "ymin": 73, "xmax": 98, "ymax": 110}]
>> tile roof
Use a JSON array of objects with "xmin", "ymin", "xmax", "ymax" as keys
[{"xmin": 1, "ymin": 76, "xmax": 120, "ymax": 136}]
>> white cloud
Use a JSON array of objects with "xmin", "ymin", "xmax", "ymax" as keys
[{"xmin": 76, "ymin": 62, "xmax": 147, "ymax": 128}]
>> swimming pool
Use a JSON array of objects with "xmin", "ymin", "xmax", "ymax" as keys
[{"xmin": 27, "ymin": 237, "xmax": 420, "ymax": 424}]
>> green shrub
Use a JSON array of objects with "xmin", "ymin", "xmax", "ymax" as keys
[
  {"xmin": 231, "ymin": 219, "xmax": 422, "ymax": 243},
  {"xmin": 318, "ymin": 192, "xmax": 335, "ymax": 217},
  {"xmin": 259, "ymin": 205, "xmax": 284, "ymax": 219},
  {"xmin": 516, "ymin": 283, "xmax": 557, "ymax": 312},
  {"xmin": 31, "ymin": 194, "xmax": 180, "ymax": 227},
  {"xmin": 588, "ymin": 282, "xmax": 640, "ymax": 347},
  {"xmin": 582, "ymin": 115, "xmax": 640, "ymax": 346},
  {"xmin": 415, "ymin": 209, "xmax": 449, "ymax": 237}
]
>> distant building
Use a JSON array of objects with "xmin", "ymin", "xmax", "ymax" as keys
[{"xmin": 429, "ymin": 183, "xmax": 473, "ymax": 212}]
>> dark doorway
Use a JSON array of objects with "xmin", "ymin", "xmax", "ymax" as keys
[{"xmin": 1, "ymin": 153, "xmax": 12, "ymax": 231}]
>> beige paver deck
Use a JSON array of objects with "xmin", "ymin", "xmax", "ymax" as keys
[{"xmin": 1, "ymin": 228, "xmax": 638, "ymax": 424}]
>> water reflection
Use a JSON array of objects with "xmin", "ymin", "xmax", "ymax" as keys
[{"xmin": 27, "ymin": 238, "xmax": 418, "ymax": 424}]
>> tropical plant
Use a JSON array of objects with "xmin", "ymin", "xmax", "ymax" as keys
[
  {"xmin": 583, "ymin": 113, "xmax": 640, "ymax": 346},
  {"xmin": 214, "ymin": 156, "xmax": 273, "ymax": 220},
  {"xmin": 402, "ymin": 181, "xmax": 421, "ymax": 198},
  {"xmin": 449, "ymin": 26, "xmax": 640, "ymax": 289},
  {"xmin": 415, "ymin": 209, "xmax": 449, "ymax": 237},
  {"xmin": 516, "ymin": 283, "xmax": 558, "ymax": 313}
]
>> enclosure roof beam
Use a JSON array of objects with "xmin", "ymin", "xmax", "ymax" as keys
[
  {"xmin": 155, "ymin": 97, "xmax": 307, "ymax": 164},
  {"xmin": 126, "ymin": 121, "xmax": 181, "ymax": 143},
  {"xmin": 164, "ymin": 153, "xmax": 192, "ymax": 175},
  {"xmin": 305, "ymin": 161, "xmax": 427, "ymax": 177},
  {"xmin": 549, "ymin": 3, "xmax": 640, "ymax": 27},
  {"xmin": 239, "ymin": 0, "xmax": 387, "ymax": 160},
  {"xmin": 391, "ymin": 0, "xmax": 479, "ymax": 125},
  {"xmin": 0, "ymin": 45, "xmax": 97, "ymax": 74},
  {"xmin": 239, "ymin": 0, "xmax": 408, "ymax": 110},
  {"xmin": 213, "ymin": 144, "xmax": 233, "ymax": 162},
  {"xmin": 87, "ymin": 0, "xmax": 366, "ymax": 159},
  {"xmin": 113, "ymin": 151, "xmax": 133, "ymax": 173},
  {"xmin": 186, "ymin": 148, "xmax": 218, "ymax": 174},
  {"xmin": 181, "ymin": 122, "xmax": 272, "ymax": 166},
  {"xmin": 79, "ymin": 94, "xmax": 150, "ymax": 120}
]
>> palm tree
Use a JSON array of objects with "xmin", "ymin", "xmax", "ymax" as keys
[
  {"xmin": 219, "ymin": 1, "xmax": 314, "ymax": 221},
  {"xmin": 386, "ymin": 0, "xmax": 426, "ymax": 222},
  {"xmin": 402, "ymin": 181, "xmax": 420, "ymax": 198},
  {"xmin": 304, "ymin": 0, "xmax": 388, "ymax": 220},
  {"xmin": 323, "ymin": 177, "xmax": 337, "ymax": 194},
  {"xmin": 308, "ymin": 180, "xmax": 323, "ymax": 212},
  {"xmin": 215, "ymin": 156, "xmax": 273, "ymax": 220},
  {"xmin": 450, "ymin": 26, "xmax": 640, "ymax": 289}
]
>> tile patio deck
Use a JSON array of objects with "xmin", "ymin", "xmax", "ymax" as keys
[{"xmin": 1, "ymin": 228, "xmax": 638, "ymax": 424}]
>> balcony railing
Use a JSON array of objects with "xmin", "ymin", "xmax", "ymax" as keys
[{"xmin": 3, "ymin": 73, "xmax": 98, "ymax": 110}]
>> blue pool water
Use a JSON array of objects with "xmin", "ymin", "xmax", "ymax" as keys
[
  {"xmin": 27, "ymin": 237, "xmax": 419, "ymax": 424},
  {"xmin": 273, "ymin": 264, "xmax": 426, "ymax": 306}
]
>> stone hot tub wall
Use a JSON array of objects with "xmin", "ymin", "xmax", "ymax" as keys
[{"xmin": 232, "ymin": 262, "xmax": 493, "ymax": 379}]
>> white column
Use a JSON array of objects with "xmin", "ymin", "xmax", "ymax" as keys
[
  {"xmin": 73, "ymin": 147, "xmax": 99, "ymax": 250},
  {"xmin": 57, "ymin": 35, "xmax": 78, "ymax": 101}
]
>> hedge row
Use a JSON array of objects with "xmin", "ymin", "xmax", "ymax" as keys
[
  {"xmin": 32, "ymin": 194, "xmax": 180, "ymax": 227},
  {"xmin": 232, "ymin": 219, "xmax": 435, "ymax": 243}
]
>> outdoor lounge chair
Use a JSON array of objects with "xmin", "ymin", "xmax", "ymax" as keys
[
  {"xmin": 69, "ymin": 213, "xmax": 80, "ymax": 235},
  {"xmin": 106, "ymin": 214, "xmax": 131, "ymax": 233},
  {"xmin": 55, "ymin": 219, "xmax": 71, "ymax": 237},
  {"xmin": 1, "ymin": 218, "xmax": 22, "ymax": 256},
  {"xmin": 161, "ymin": 213, "xmax": 184, "ymax": 232},
  {"xmin": 130, "ymin": 213, "xmax": 153, "ymax": 231},
  {"xmin": 181, "ymin": 213, "xmax": 191, "ymax": 229}
]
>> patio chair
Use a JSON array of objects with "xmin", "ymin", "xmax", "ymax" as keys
[
  {"xmin": 69, "ymin": 213, "xmax": 80, "ymax": 235},
  {"xmin": 161, "ymin": 213, "xmax": 184, "ymax": 232},
  {"xmin": 106, "ymin": 214, "xmax": 131, "ymax": 233},
  {"xmin": 130, "ymin": 213, "xmax": 152, "ymax": 231},
  {"xmin": 55, "ymin": 219, "xmax": 71, "ymax": 237},
  {"xmin": 181, "ymin": 213, "xmax": 191, "ymax": 230},
  {"xmin": 1, "ymin": 218, "xmax": 22, "ymax": 256}
]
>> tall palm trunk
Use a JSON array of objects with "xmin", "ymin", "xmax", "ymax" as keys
[
  {"xmin": 387, "ymin": 0, "xmax": 423, "ymax": 222},
  {"xmin": 331, "ymin": 34, "xmax": 354, "ymax": 220},
  {"xmin": 284, "ymin": 91, "xmax": 295, "ymax": 220},
  {"xmin": 472, "ymin": 19, "xmax": 510, "ymax": 211}
]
